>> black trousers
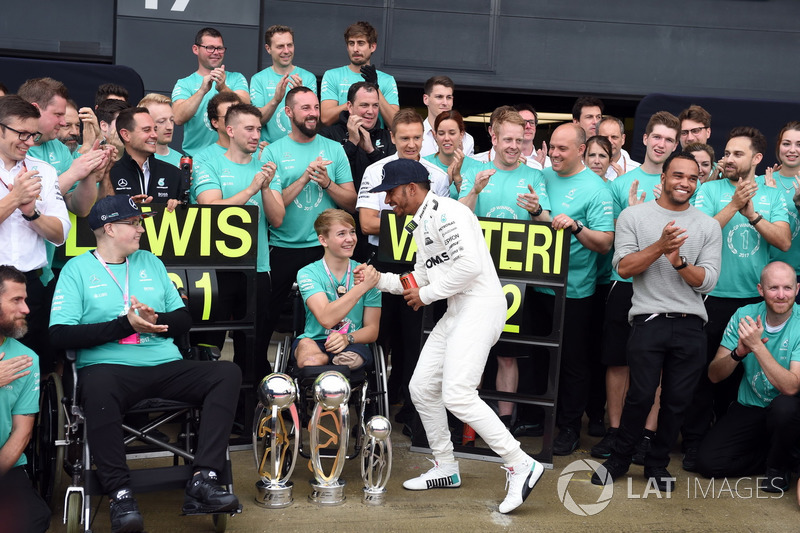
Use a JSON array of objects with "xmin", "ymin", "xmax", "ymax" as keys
[
  {"xmin": 681, "ymin": 295, "xmax": 761, "ymax": 447},
  {"xmin": 0, "ymin": 466, "xmax": 50, "ymax": 533},
  {"xmin": 611, "ymin": 314, "xmax": 706, "ymax": 468},
  {"xmin": 556, "ymin": 296, "xmax": 595, "ymax": 433},
  {"xmin": 79, "ymin": 360, "xmax": 241, "ymax": 495},
  {"xmin": 19, "ymin": 272, "xmax": 54, "ymax": 374},
  {"xmin": 696, "ymin": 396, "xmax": 800, "ymax": 477}
]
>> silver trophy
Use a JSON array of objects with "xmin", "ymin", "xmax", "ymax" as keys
[
  {"xmin": 308, "ymin": 371, "xmax": 351, "ymax": 505},
  {"xmin": 361, "ymin": 415, "xmax": 392, "ymax": 505},
  {"xmin": 253, "ymin": 373, "xmax": 299, "ymax": 508}
]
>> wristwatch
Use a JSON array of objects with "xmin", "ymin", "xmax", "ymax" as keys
[
  {"xmin": 730, "ymin": 348, "xmax": 745, "ymax": 362},
  {"xmin": 673, "ymin": 256, "xmax": 688, "ymax": 270},
  {"xmin": 22, "ymin": 208, "xmax": 41, "ymax": 221},
  {"xmin": 531, "ymin": 204, "xmax": 543, "ymax": 217},
  {"xmin": 573, "ymin": 220, "xmax": 584, "ymax": 235},
  {"xmin": 347, "ymin": 334, "xmax": 356, "ymax": 345}
]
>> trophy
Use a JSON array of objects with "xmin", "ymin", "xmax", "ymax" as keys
[
  {"xmin": 253, "ymin": 373, "xmax": 299, "ymax": 508},
  {"xmin": 308, "ymin": 371, "xmax": 351, "ymax": 505},
  {"xmin": 361, "ymin": 415, "xmax": 392, "ymax": 505}
]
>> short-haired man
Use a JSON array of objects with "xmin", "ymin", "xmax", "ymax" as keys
[
  {"xmin": 592, "ymin": 152, "xmax": 722, "ymax": 492},
  {"xmin": 593, "ymin": 111, "xmax": 680, "ymax": 460},
  {"xmin": 95, "ymin": 98, "xmax": 131, "ymax": 160},
  {"xmin": 138, "ymin": 93, "xmax": 182, "ymax": 167},
  {"xmin": 420, "ymin": 76, "xmax": 474, "ymax": 157},
  {"xmin": 696, "ymin": 261, "xmax": 800, "ymax": 493},
  {"xmin": 320, "ymin": 21, "xmax": 398, "ymax": 128},
  {"xmin": 49, "ymin": 195, "xmax": 242, "ymax": 532},
  {"xmin": 58, "ymin": 99, "xmax": 81, "ymax": 155},
  {"xmin": 683, "ymin": 127, "xmax": 791, "ymax": 470},
  {"xmin": 172, "ymin": 27, "xmax": 250, "ymax": 156},
  {"xmin": 193, "ymin": 103, "xmax": 283, "ymax": 377},
  {"xmin": 0, "ymin": 95, "xmax": 70, "ymax": 373},
  {"xmin": 0, "ymin": 266, "xmax": 51, "ymax": 533},
  {"xmin": 250, "ymin": 25, "xmax": 317, "ymax": 145},
  {"xmin": 357, "ymin": 158, "xmax": 545, "ymax": 514},
  {"xmin": 679, "ymin": 105, "xmax": 712, "ymax": 149},
  {"xmin": 95, "ymin": 83, "xmax": 129, "ymax": 108},
  {"xmin": 103, "ymin": 107, "xmax": 186, "ymax": 211},
  {"xmin": 544, "ymin": 124, "xmax": 615, "ymax": 455},
  {"xmin": 597, "ymin": 115, "xmax": 640, "ymax": 180},
  {"xmin": 260, "ymin": 86, "xmax": 356, "ymax": 357},
  {"xmin": 473, "ymin": 105, "xmax": 546, "ymax": 170},
  {"xmin": 572, "ymin": 96, "xmax": 604, "ymax": 137}
]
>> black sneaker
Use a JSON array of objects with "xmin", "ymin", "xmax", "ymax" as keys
[
  {"xmin": 760, "ymin": 468, "xmax": 790, "ymax": 493},
  {"xmin": 591, "ymin": 457, "xmax": 629, "ymax": 486},
  {"xmin": 587, "ymin": 417, "xmax": 605, "ymax": 437},
  {"xmin": 552, "ymin": 427, "xmax": 579, "ymax": 456},
  {"xmin": 643, "ymin": 466, "xmax": 675, "ymax": 492},
  {"xmin": 632, "ymin": 430, "xmax": 654, "ymax": 465},
  {"xmin": 682, "ymin": 445, "xmax": 699, "ymax": 472},
  {"xmin": 183, "ymin": 470, "xmax": 240, "ymax": 514},
  {"xmin": 109, "ymin": 488, "xmax": 144, "ymax": 533},
  {"xmin": 512, "ymin": 422, "xmax": 544, "ymax": 438},
  {"xmin": 590, "ymin": 427, "xmax": 618, "ymax": 459}
]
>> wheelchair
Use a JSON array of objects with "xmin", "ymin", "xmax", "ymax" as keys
[
  {"xmin": 33, "ymin": 343, "xmax": 239, "ymax": 533},
  {"xmin": 253, "ymin": 285, "xmax": 389, "ymax": 499}
]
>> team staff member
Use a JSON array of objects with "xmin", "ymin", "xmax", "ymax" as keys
[
  {"xmin": 49, "ymin": 195, "xmax": 241, "ymax": 533},
  {"xmin": 356, "ymin": 158, "xmax": 544, "ymax": 514}
]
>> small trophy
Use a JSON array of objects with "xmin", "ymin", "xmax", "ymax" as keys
[
  {"xmin": 361, "ymin": 415, "xmax": 392, "ymax": 505},
  {"xmin": 308, "ymin": 371, "xmax": 351, "ymax": 505},
  {"xmin": 253, "ymin": 373, "xmax": 299, "ymax": 508}
]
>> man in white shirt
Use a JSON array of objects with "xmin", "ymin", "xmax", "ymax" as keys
[
  {"xmin": 598, "ymin": 116, "xmax": 640, "ymax": 181},
  {"xmin": 420, "ymin": 76, "xmax": 474, "ymax": 158}
]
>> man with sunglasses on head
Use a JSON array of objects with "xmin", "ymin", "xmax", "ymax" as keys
[{"xmin": 173, "ymin": 27, "xmax": 251, "ymax": 157}]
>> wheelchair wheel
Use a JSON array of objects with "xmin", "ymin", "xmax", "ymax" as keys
[
  {"xmin": 213, "ymin": 512, "xmax": 228, "ymax": 532},
  {"xmin": 33, "ymin": 372, "xmax": 65, "ymax": 505},
  {"xmin": 65, "ymin": 491, "xmax": 83, "ymax": 533}
]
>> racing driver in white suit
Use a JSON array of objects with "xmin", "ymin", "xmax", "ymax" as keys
[{"xmin": 354, "ymin": 158, "xmax": 544, "ymax": 514}]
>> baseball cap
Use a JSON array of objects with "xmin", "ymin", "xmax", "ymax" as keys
[
  {"xmin": 88, "ymin": 195, "xmax": 156, "ymax": 230},
  {"xmin": 368, "ymin": 158, "xmax": 431, "ymax": 193}
]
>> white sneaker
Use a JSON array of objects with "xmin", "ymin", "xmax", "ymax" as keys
[
  {"xmin": 403, "ymin": 458, "xmax": 461, "ymax": 490},
  {"xmin": 498, "ymin": 456, "xmax": 544, "ymax": 514}
]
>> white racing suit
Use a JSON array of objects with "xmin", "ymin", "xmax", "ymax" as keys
[{"xmin": 377, "ymin": 192, "xmax": 527, "ymax": 465}]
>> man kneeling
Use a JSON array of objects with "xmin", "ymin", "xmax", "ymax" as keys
[
  {"xmin": 49, "ymin": 195, "xmax": 241, "ymax": 533},
  {"xmin": 696, "ymin": 261, "xmax": 800, "ymax": 494},
  {"xmin": 294, "ymin": 209, "xmax": 381, "ymax": 371}
]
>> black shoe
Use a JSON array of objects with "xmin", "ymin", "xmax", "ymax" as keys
[
  {"xmin": 512, "ymin": 422, "xmax": 544, "ymax": 438},
  {"xmin": 109, "ymin": 488, "xmax": 144, "ymax": 533},
  {"xmin": 182, "ymin": 470, "xmax": 240, "ymax": 514},
  {"xmin": 552, "ymin": 428, "xmax": 579, "ymax": 456},
  {"xmin": 588, "ymin": 417, "xmax": 605, "ymax": 437},
  {"xmin": 632, "ymin": 430, "xmax": 654, "ymax": 465},
  {"xmin": 499, "ymin": 415, "xmax": 513, "ymax": 429},
  {"xmin": 591, "ymin": 457, "xmax": 629, "ymax": 486},
  {"xmin": 761, "ymin": 468, "xmax": 790, "ymax": 493},
  {"xmin": 643, "ymin": 466, "xmax": 675, "ymax": 492},
  {"xmin": 682, "ymin": 445, "xmax": 699, "ymax": 472},
  {"xmin": 147, "ymin": 428, "xmax": 170, "ymax": 444},
  {"xmin": 590, "ymin": 427, "xmax": 618, "ymax": 459}
]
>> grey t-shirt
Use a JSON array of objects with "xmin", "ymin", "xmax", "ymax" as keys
[{"xmin": 613, "ymin": 200, "xmax": 722, "ymax": 323}]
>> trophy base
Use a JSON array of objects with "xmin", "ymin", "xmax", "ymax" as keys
[
  {"xmin": 362, "ymin": 487, "xmax": 387, "ymax": 505},
  {"xmin": 254, "ymin": 479, "xmax": 294, "ymax": 508},
  {"xmin": 309, "ymin": 480, "xmax": 346, "ymax": 505}
]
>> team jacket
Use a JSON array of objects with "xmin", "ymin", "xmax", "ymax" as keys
[
  {"xmin": 109, "ymin": 151, "xmax": 187, "ymax": 201},
  {"xmin": 377, "ymin": 191, "xmax": 504, "ymax": 304}
]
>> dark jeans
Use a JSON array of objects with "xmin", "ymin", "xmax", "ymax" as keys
[
  {"xmin": 0, "ymin": 466, "xmax": 50, "ymax": 533},
  {"xmin": 611, "ymin": 314, "xmax": 706, "ymax": 468},
  {"xmin": 556, "ymin": 296, "xmax": 595, "ymax": 433},
  {"xmin": 79, "ymin": 360, "xmax": 241, "ymax": 494},
  {"xmin": 696, "ymin": 396, "xmax": 800, "ymax": 477}
]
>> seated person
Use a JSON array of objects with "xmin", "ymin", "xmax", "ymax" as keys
[
  {"xmin": 696, "ymin": 261, "xmax": 800, "ymax": 493},
  {"xmin": 294, "ymin": 209, "xmax": 381, "ymax": 370},
  {"xmin": 49, "ymin": 195, "xmax": 241, "ymax": 533}
]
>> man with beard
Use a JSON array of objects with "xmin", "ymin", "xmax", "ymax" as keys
[
  {"xmin": 682, "ymin": 127, "xmax": 791, "ymax": 471},
  {"xmin": 696, "ymin": 261, "xmax": 800, "ymax": 493},
  {"xmin": 320, "ymin": 21, "xmax": 398, "ymax": 128},
  {"xmin": 420, "ymin": 76, "xmax": 474, "ymax": 157},
  {"xmin": 57, "ymin": 99, "xmax": 81, "ymax": 156},
  {"xmin": 0, "ymin": 266, "xmax": 51, "ymax": 533},
  {"xmin": 260, "ymin": 86, "xmax": 355, "ymax": 360},
  {"xmin": 591, "ymin": 152, "xmax": 721, "ymax": 492},
  {"xmin": 172, "ymin": 27, "xmax": 250, "ymax": 156},
  {"xmin": 250, "ymin": 24, "xmax": 317, "ymax": 145},
  {"xmin": 138, "ymin": 93, "xmax": 183, "ymax": 168},
  {"xmin": 194, "ymin": 103, "xmax": 283, "ymax": 380}
]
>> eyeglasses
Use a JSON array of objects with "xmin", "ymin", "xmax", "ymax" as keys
[
  {"xmin": 0, "ymin": 123, "xmax": 42, "ymax": 143},
  {"xmin": 112, "ymin": 218, "xmax": 143, "ymax": 227},
  {"xmin": 196, "ymin": 44, "xmax": 227, "ymax": 53},
  {"xmin": 524, "ymin": 120, "xmax": 537, "ymax": 127},
  {"xmin": 680, "ymin": 126, "xmax": 708, "ymax": 137}
]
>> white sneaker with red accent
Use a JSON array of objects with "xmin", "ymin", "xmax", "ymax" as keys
[{"xmin": 498, "ymin": 456, "xmax": 544, "ymax": 513}]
